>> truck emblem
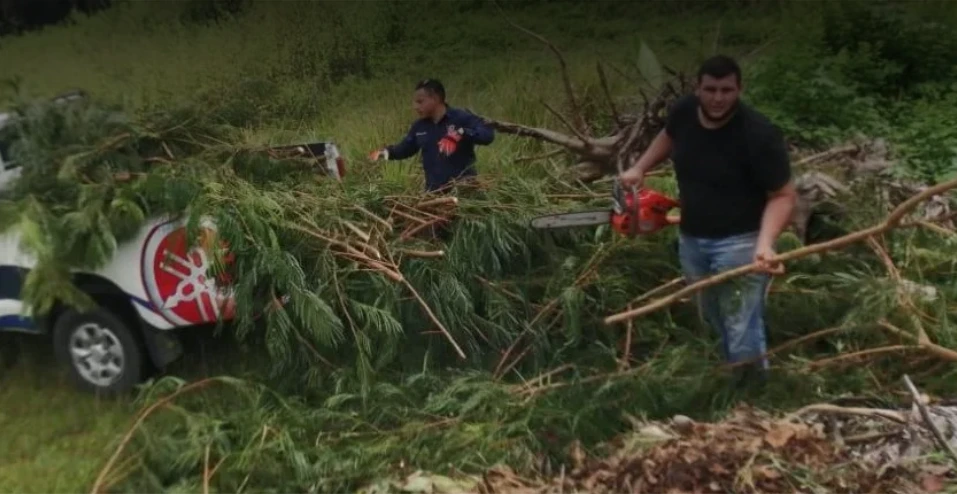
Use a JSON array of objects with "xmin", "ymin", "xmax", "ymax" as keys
[{"xmin": 141, "ymin": 220, "xmax": 235, "ymax": 326}]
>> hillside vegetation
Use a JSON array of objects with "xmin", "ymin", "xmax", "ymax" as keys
[{"xmin": 1, "ymin": 1, "xmax": 957, "ymax": 493}]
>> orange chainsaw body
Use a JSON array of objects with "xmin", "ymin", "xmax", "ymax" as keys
[{"xmin": 611, "ymin": 188, "xmax": 681, "ymax": 237}]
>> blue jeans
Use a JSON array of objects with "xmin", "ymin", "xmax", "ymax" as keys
[{"xmin": 678, "ymin": 231, "xmax": 771, "ymax": 369}]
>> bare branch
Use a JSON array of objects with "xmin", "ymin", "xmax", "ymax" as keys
[
  {"xmin": 482, "ymin": 116, "xmax": 592, "ymax": 152},
  {"xmin": 491, "ymin": 0, "xmax": 588, "ymax": 135},
  {"xmin": 541, "ymin": 99, "xmax": 591, "ymax": 146},
  {"xmin": 596, "ymin": 62, "xmax": 622, "ymax": 127}
]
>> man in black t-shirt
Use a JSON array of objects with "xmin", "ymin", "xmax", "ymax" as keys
[{"xmin": 620, "ymin": 55, "xmax": 797, "ymax": 386}]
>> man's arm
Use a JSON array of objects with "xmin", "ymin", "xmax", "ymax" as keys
[
  {"xmin": 620, "ymin": 129, "xmax": 672, "ymax": 185},
  {"xmin": 460, "ymin": 111, "xmax": 495, "ymax": 145},
  {"xmin": 752, "ymin": 124, "xmax": 797, "ymax": 262},
  {"xmin": 385, "ymin": 124, "xmax": 421, "ymax": 161},
  {"xmin": 634, "ymin": 129, "xmax": 673, "ymax": 174},
  {"xmin": 757, "ymin": 180, "xmax": 797, "ymax": 252}
]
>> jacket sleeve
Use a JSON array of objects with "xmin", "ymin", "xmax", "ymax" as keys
[
  {"xmin": 459, "ymin": 111, "xmax": 495, "ymax": 145},
  {"xmin": 386, "ymin": 124, "xmax": 421, "ymax": 160}
]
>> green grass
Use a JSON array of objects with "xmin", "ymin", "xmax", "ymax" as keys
[{"xmin": 0, "ymin": 337, "xmax": 132, "ymax": 493}]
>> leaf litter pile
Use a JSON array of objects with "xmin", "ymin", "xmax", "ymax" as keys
[{"xmin": 374, "ymin": 402, "xmax": 957, "ymax": 494}]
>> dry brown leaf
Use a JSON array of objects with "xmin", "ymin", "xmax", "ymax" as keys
[
  {"xmin": 920, "ymin": 474, "xmax": 946, "ymax": 493},
  {"xmin": 764, "ymin": 424, "xmax": 798, "ymax": 449},
  {"xmin": 754, "ymin": 465, "xmax": 782, "ymax": 480}
]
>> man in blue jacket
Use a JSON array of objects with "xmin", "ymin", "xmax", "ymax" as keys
[{"xmin": 369, "ymin": 79, "xmax": 495, "ymax": 192}]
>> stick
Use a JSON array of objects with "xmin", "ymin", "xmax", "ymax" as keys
[
  {"xmin": 724, "ymin": 325, "xmax": 852, "ymax": 369},
  {"xmin": 787, "ymin": 403, "xmax": 907, "ymax": 424},
  {"xmin": 879, "ymin": 320, "xmax": 957, "ymax": 362},
  {"xmin": 91, "ymin": 378, "xmax": 219, "ymax": 494},
  {"xmin": 492, "ymin": 0, "xmax": 587, "ymax": 135},
  {"xmin": 400, "ymin": 278, "xmax": 466, "ymax": 361},
  {"xmin": 390, "ymin": 207, "xmax": 431, "ymax": 225},
  {"xmin": 902, "ymin": 374, "xmax": 957, "ymax": 465},
  {"xmin": 805, "ymin": 345, "xmax": 913, "ymax": 370},
  {"xmin": 605, "ymin": 177, "xmax": 957, "ymax": 325},
  {"xmin": 340, "ymin": 219, "xmax": 372, "ymax": 243},
  {"xmin": 398, "ymin": 249, "xmax": 445, "ymax": 258},
  {"xmin": 793, "ymin": 144, "xmax": 858, "ymax": 168},
  {"xmin": 351, "ymin": 205, "xmax": 393, "ymax": 231},
  {"xmin": 596, "ymin": 61, "xmax": 622, "ymax": 127},
  {"xmin": 416, "ymin": 196, "xmax": 459, "ymax": 209},
  {"xmin": 400, "ymin": 218, "xmax": 447, "ymax": 241},
  {"xmin": 542, "ymin": 100, "xmax": 591, "ymax": 147},
  {"xmin": 627, "ymin": 276, "xmax": 684, "ymax": 307}
]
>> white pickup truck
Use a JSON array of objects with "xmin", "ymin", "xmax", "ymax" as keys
[{"xmin": 0, "ymin": 91, "xmax": 346, "ymax": 394}]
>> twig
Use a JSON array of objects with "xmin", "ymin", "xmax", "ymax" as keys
[
  {"xmin": 90, "ymin": 378, "xmax": 219, "ymax": 494},
  {"xmin": 398, "ymin": 249, "xmax": 445, "ymax": 258},
  {"xmin": 793, "ymin": 144, "xmax": 859, "ymax": 168},
  {"xmin": 517, "ymin": 148, "xmax": 566, "ymax": 163},
  {"xmin": 399, "ymin": 277, "xmax": 466, "ymax": 360},
  {"xmin": 605, "ymin": 177, "xmax": 957, "ymax": 325},
  {"xmin": 340, "ymin": 219, "xmax": 372, "ymax": 243},
  {"xmin": 619, "ymin": 306, "xmax": 633, "ymax": 371},
  {"xmin": 517, "ymin": 359, "xmax": 656, "ymax": 398},
  {"xmin": 400, "ymin": 217, "xmax": 446, "ymax": 241},
  {"xmin": 351, "ymin": 205, "xmax": 393, "ymax": 231},
  {"xmin": 541, "ymin": 100, "xmax": 591, "ymax": 147},
  {"xmin": 416, "ymin": 196, "xmax": 459, "ymax": 209},
  {"xmin": 596, "ymin": 62, "xmax": 621, "ymax": 127},
  {"xmin": 494, "ymin": 245, "xmax": 610, "ymax": 379},
  {"xmin": 866, "ymin": 236, "xmax": 933, "ymax": 338},
  {"xmin": 879, "ymin": 320, "xmax": 957, "ymax": 362},
  {"xmin": 627, "ymin": 276, "xmax": 684, "ymax": 307},
  {"xmin": 725, "ymin": 325, "xmax": 852, "ymax": 370},
  {"xmin": 203, "ymin": 444, "xmax": 211, "ymax": 494},
  {"xmin": 787, "ymin": 403, "xmax": 907, "ymax": 424},
  {"xmin": 492, "ymin": 0, "xmax": 587, "ymax": 135},
  {"xmin": 390, "ymin": 207, "xmax": 432, "ymax": 225},
  {"xmin": 805, "ymin": 345, "xmax": 914, "ymax": 370},
  {"xmin": 516, "ymin": 363, "xmax": 576, "ymax": 393},
  {"xmin": 902, "ymin": 374, "xmax": 957, "ymax": 465}
]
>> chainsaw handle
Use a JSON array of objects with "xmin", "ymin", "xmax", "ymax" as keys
[{"xmin": 627, "ymin": 184, "xmax": 640, "ymax": 238}]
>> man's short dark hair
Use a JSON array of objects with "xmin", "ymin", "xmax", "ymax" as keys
[
  {"xmin": 697, "ymin": 55, "xmax": 741, "ymax": 85},
  {"xmin": 415, "ymin": 78, "xmax": 446, "ymax": 102}
]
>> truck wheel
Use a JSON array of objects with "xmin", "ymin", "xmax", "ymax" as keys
[{"xmin": 52, "ymin": 307, "xmax": 144, "ymax": 395}]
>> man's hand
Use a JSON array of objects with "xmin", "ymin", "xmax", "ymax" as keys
[
  {"xmin": 754, "ymin": 242, "xmax": 785, "ymax": 275},
  {"xmin": 619, "ymin": 165, "xmax": 645, "ymax": 189},
  {"xmin": 438, "ymin": 127, "xmax": 464, "ymax": 156},
  {"xmin": 368, "ymin": 148, "xmax": 389, "ymax": 161}
]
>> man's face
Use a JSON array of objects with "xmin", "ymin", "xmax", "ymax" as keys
[
  {"xmin": 413, "ymin": 89, "xmax": 441, "ymax": 119},
  {"xmin": 695, "ymin": 74, "xmax": 741, "ymax": 121}
]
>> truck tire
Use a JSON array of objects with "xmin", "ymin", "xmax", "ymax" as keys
[{"xmin": 52, "ymin": 307, "xmax": 145, "ymax": 395}]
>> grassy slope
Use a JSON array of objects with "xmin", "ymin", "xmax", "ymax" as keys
[{"xmin": 0, "ymin": 1, "xmax": 872, "ymax": 491}]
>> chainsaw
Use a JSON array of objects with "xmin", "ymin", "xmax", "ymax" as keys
[{"xmin": 530, "ymin": 180, "xmax": 681, "ymax": 237}]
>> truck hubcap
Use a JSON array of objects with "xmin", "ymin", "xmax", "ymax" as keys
[{"xmin": 69, "ymin": 323, "xmax": 125, "ymax": 387}]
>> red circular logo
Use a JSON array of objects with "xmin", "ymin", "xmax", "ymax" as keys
[{"xmin": 141, "ymin": 219, "xmax": 235, "ymax": 326}]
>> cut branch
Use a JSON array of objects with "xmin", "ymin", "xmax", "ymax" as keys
[
  {"xmin": 902, "ymin": 374, "xmax": 957, "ymax": 465},
  {"xmin": 604, "ymin": 177, "xmax": 957, "ymax": 325}
]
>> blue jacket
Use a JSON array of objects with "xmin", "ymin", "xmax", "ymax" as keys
[{"xmin": 386, "ymin": 106, "xmax": 495, "ymax": 191}]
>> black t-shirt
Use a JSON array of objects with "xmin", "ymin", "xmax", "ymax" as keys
[{"xmin": 664, "ymin": 94, "xmax": 791, "ymax": 238}]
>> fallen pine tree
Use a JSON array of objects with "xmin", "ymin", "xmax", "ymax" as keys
[{"xmin": 3, "ymin": 26, "xmax": 957, "ymax": 494}]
